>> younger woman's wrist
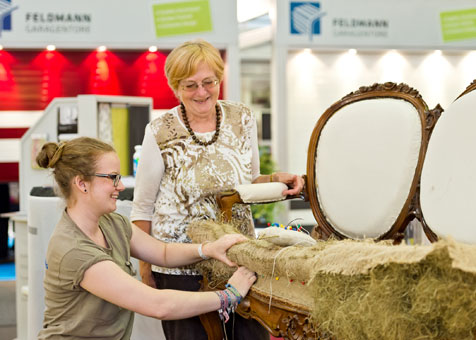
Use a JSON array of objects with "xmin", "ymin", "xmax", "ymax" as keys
[
  {"xmin": 225, "ymin": 283, "xmax": 242, "ymax": 304},
  {"xmin": 214, "ymin": 284, "xmax": 243, "ymax": 323}
]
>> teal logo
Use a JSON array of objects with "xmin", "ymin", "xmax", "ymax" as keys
[
  {"xmin": 290, "ymin": 2, "xmax": 326, "ymax": 40},
  {"xmin": 0, "ymin": 0, "xmax": 19, "ymax": 36}
]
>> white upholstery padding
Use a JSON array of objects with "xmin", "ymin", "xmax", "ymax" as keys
[
  {"xmin": 421, "ymin": 90, "xmax": 476, "ymax": 244},
  {"xmin": 235, "ymin": 182, "xmax": 288, "ymax": 203},
  {"xmin": 316, "ymin": 98, "xmax": 422, "ymax": 238},
  {"xmin": 257, "ymin": 227, "xmax": 317, "ymax": 246}
]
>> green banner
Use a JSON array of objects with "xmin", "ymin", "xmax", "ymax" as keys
[
  {"xmin": 152, "ymin": 0, "xmax": 213, "ymax": 38},
  {"xmin": 440, "ymin": 8, "xmax": 476, "ymax": 42}
]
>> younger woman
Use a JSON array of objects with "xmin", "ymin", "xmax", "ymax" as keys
[{"xmin": 36, "ymin": 137, "xmax": 255, "ymax": 340}]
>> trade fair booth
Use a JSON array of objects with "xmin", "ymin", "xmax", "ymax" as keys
[
  {"xmin": 2, "ymin": 0, "xmax": 476, "ymax": 339},
  {"xmin": 1, "ymin": 1, "xmax": 241, "ymax": 339}
]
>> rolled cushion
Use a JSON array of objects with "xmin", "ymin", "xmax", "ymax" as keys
[
  {"xmin": 257, "ymin": 226, "xmax": 317, "ymax": 246},
  {"xmin": 235, "ymin": 182, "xmax": 288, "ymax": 203}
]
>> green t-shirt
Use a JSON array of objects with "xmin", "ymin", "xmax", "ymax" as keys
[{"xmin": 38, "ymin": 211, "xmax": 136, "ymax": 340}]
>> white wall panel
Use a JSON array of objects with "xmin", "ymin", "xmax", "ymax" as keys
[
  {"xmin": 285, "ymin": 49, "xmax": 476, "ymax": 176},
  {"xmin": 0, "ymin": 111, "xmax": 42, "ymax": 128},
  {"xmin": 0, "ymin": 139, "xmax": 20, "ymax": 162}
]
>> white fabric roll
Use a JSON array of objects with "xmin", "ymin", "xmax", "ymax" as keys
[{"xmin": 235, "ymin": 182, "xmax": 288, "ymax": 203}]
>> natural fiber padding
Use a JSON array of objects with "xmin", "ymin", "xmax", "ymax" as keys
[{"xmin": 188, "ymin": 219, "xmax": 476, "ymax": 340}]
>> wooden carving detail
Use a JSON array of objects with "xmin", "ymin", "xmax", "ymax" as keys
[
  {"xmin": 408, "ymin": 183, "xmax": 438, "ymax": 242},
  {"xmin": 278, "ymin": 314, "xmax": 326, "ymax": 340},
  {"xmin": 425, "ymin": 104, "xmax": 443, "ymax": 133},
  {"xmin": 467, "ymin": 79, "xmax": 476, "ymax": 89},
  {"xmin": 235, "ymin": 290, "xmax": 333, "ymax": 340},
  {"xmin": 456, "ymin": 78, "xmax": 476, "ymax": 100},
  {"xmin": 342, "ymin": 82, "xmax": 422, "ymax": 100}
]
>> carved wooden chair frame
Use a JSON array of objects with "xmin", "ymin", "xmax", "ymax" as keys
[{"xmin": 308, "ymin": 82, "xmax": 442, "ymax": 242}]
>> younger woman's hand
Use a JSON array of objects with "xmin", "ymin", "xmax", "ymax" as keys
[
  {"xmin": 227, "ymin": 266, "xmax": 257, "ymax": 297},
  {"xmin": 203, "ymin": 234, "xmax": 247, "ymax": 266}
]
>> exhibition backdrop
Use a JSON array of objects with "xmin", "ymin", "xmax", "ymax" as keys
[{"xmin": 0, "ymin": 0, "xmax": 237, "ymax": 48}]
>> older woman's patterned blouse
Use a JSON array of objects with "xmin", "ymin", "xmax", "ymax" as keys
[{"xmin": 131, "ymin": 100, "xmax": 260, "ymax": 275}]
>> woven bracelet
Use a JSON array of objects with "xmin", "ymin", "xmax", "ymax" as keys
[
  {"xmin": 225, "ymin": 290, "xmax": 239, "ymax": 312},
  {"xmin": 214, "ymin": 291, "xmax": 230, "ymax": 322},
  {"xmin": 225, "ymin": 283, "xmax": 242, "ymax": 304}
]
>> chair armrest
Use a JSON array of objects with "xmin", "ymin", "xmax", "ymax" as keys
[{"xmin": 216, "ymin": 190, "xmax": 242, "ymax": 222}]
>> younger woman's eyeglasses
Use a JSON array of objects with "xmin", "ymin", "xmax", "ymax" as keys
[
  {"xmin": 180, "ymin": 78, "xmax": 219, "ymax": 92},
  {"xmin": 94, "ymin": 173, "xmax": 122, "ymax": 187}
]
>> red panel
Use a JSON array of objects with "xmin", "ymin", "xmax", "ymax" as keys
[
  {"xmin": 0, "ymin": 128, "xmax": 28, "ymax": 138},
  {"xmin": 0, "ymin": 50, "xmax": 180, "ymax": 110},
  {"xmin": 0, "ymin": 163, "xmax": 19, "ymax": 182},
  {"xmin": 0, "ymin": 49, "xmax": 228, "ymax": 111}
]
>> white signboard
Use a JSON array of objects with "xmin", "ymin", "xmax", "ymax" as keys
[
  {"xmin": 277, "ymin": 0, "xmax": 476, "ymax": 49},
  {"xmin": 0, "ymin": 0, "xmax": 237, "ymax": 48}
]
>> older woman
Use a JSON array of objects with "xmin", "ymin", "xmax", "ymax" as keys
[
  {"xmin": 36, "ymin": 137, "xmax": 256, "ymax": 340},
  {"xmin": 131, "ymin": 39, "xmax": 304, "ymax": 339}
]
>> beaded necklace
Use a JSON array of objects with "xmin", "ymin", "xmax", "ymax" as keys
[{"xmin": 180, "ymin": 102, "xmax": 221, "ymax": 146}]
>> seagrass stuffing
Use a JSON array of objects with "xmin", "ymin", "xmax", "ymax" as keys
[{"xmin": 188, "ymin": 219, "xmax": 476, "ymax": 340}]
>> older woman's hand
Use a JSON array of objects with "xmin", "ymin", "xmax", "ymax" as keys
[
  {"xmin": 202, "ymin": 234, "xmax": 248, "ymax": 267},
  {"xmin": 274, "ymin": 172, "xmax": 305, "ymax": 196}
]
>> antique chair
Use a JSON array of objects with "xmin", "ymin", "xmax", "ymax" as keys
[
  {"xmin": 198, "ymin": 82, "xmax": 448, "ymax": 339},
  {"xmin": 219, "ymin": 82, "xmax": 442, "ymax": 242},
  {"xmin": 419, "ymin": 80, "xmax": 476, "ymax": 244}
]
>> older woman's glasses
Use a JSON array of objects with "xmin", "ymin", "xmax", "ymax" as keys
[
  {"xmin": 94, "ymin": 173, "xmax": 122, "ymax": 187},
  {"xmin": 180, "ymin": 78, "xmax": 219, "ymax": 92}
]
